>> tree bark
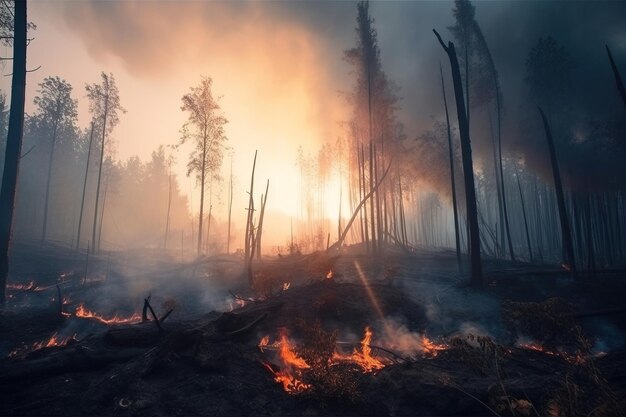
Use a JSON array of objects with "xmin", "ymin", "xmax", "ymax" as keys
[
  {"xmin": 75, "ymin": 122, "xmax": 95, "ymax": 251},
  {"xmin": 92, "ymin": 97, "xmax": 109, "ymax": 254},
  {"xmin": 538, "ymin": 107, "xmax": 577, "ymax": 277},
  {"xmin": 197, "ymin": 126, "xmax": 207, "ymax": 256},
  {"xmin": 606, "ymin": 44, "xmax": 626, "ymax": 108},
  {"xmin": 441, "ymin": 64, "xmax": 462, "ymax": 269},
  {"xmin": 434, "ymin": 29, "xmax": 483, "ymax": 288},
  {"xmin": 0, "ymin": 0, "xmax": 27, "ymax": 305},
  {"xmin": 42, "ymin": 118, "xmax": 59, "ymax": 242}
]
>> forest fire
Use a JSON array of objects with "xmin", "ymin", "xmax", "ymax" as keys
[
  {"xmin": 260, "ymin": 326, "xmax": 389, "ymax": 394},
  {"xmin": 8, "ymin": 333, "xmax": 77, "ymax": 358},
  {"xmin": 74, "ymin": 304, "xmax": 142, "ymax": 325},
  {"xmin": 420, "ymin": 336, "xmax": 449, "ymax": 357},
  {"xmin": 262, "ymin": 331, "xmax": 312, "ymax": 394}
]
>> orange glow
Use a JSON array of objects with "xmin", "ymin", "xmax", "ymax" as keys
[
  {"xmin": 75, "ymin": 303, "xmax": 142, "ymax": 325},
  {"xmin": 420, "ymin": 336, "xmax": 448, "ymax": 357},
  {"xmin": 348, "ymin": 326, "xmax": 385, "ymax": 372},
  {"xmin": 326, "ymin": 270, "xmax": 333, "ymax": 279},
  {"xmin": 354, "ymin": 261, "xmax": 385, "ymax": 320},
  {"xmin": 8, "ymin": 333, "xmax": 77, "ymax": 358}
]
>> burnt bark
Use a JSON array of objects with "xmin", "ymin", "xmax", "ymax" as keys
[
  {"xmin": 434, "ymin": 29, "xmax": 483, "ymax": 288},
  {"xmin": 0, "ymin": 0, "xmax": 27, "ymax": 305},
  {"xmin": 538, "ymin": 107, "xmax": 577, "ymax": 278},
  {"xmin": 606, "ymin": 44, "xmax": 626, "ymax": 108}
]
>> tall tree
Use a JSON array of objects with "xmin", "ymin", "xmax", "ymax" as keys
[
  {"xmin": 180, "ymin": 76, "xmax": 228, "ymax": 256},
  {"xmin": 75, "ymin": 122, "xmax": 95, "ymax": 251},
  {"xmin": 0, "ymin": 0, "xmax": 26, "ymax": 305},
  {"xmin": 85, "ymin": 72, "xmax": 124, "ymax": 253},
  {"xmin": 539, "ymin": 108, "xmax": 577, "ymax": 277},
  {"xmin": 434, "ymin": 29, "xmax": 483, "ymax": 288},
  {"xmin": 606, "ymin": 44, "xmax": 626, "ymax": 108},
  {"xmin": 33, "ymin": 76, "xmax": 78, "ymax": 242}
]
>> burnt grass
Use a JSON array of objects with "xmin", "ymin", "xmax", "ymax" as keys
[{"xmin": 1, "ymin": 241, "xmax": 626, "ymax": 416}]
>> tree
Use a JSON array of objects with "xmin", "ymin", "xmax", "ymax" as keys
[
  {"xmin": 85, "ymin": 72, "xmax": 124, "ymax": 253},
  {"xmin": 75, "ymin": 122, "xmax": 95, "ymax": 251},
  {"xmin": 180, "ymin": 76, "xmax": 228, "ymax": 256},
  {"xmin": 434, "ymin": 29, "xmax": 483, "ymax": 288},
  {"xmin": 33, "ymin": 76, "xmax": 78, "ymax": 242},
  {"xmin": 0, "ymin": 0, "xmax": 26, "ymax": 305}
]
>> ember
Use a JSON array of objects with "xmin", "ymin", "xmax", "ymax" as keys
[
  {"xmin": 74, "ymin": 303, "xmax": 142, "ymax": 325},
  {"xmin": 326, "ymin": 270, "xmax": 333, "ymax": 279}
]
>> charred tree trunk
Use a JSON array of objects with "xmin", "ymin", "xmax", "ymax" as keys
[
  {"xmin": 76, "ymin": 122, "xmax": 95, "ymax": 251},
  {"xmin": 226, "ymin": 159, "xmax": 233, "ymax": 254},
  {"xmin": 0, "ymin": 0, "xmax": 27, "ymax": 305},
  {"xmin": 164, "ymin": 167, "xmax": 172, "ymax": 250},
  {"xmin": 434, "ymin": 30, "xmax": 483, "ymax": 288},
  {"xmin": 256, "ymin": 180, "xmax": 269, "ymax": 258},
  {"xmin": 92, "ymin": 98, "xmax": 109, "ymax": 254},
  {"xmin": 606, "ymin": 44, "xmax": 626, "ymax": 108},
  {"xmin": 42, "ymin": 118, "xmax": 59, "ymax": 242},
  {"xmin": 538, "ymin": 107, "xmax": 577, "ymax": 277},
  {"xmin": 516, "ymin": 172, "xmax": 533, "ymax": 263},
  {"xmin": 245, "ymin": 151, "xmax": 257, "ymax": 286},
  {"xmin": 440, "ymin": 64, "xmax": 462, "ymax": 269},
  {"xmin": 196, "ymin": 127, "xmax": 208, "ymax": 257}
]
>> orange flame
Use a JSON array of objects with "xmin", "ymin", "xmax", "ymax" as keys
[
  {"xmin": 282, "ymin": 282, "xmax": 291, "ymax": 291},
  {"xmin": 75, "ymin": 304, "xmax": 142, "ymax": 325},
  {"xmin": 326, "ymin": 270, "xmax": 333, "ymax": 279},
  {"xmin": 8, "ymin": 333, "xmax": 76, "ymax": 358},
  {"xmin": 348, "ymin": 326, "xmax": 385, "ymax": 372},
  {"xmin": 264, "ymin": 330, "xmax": 311, "ymax": 394},
  {"xmin": 258, "ymin": 335, "xmax": 270, "ymax": 352},
  {"xmin": 421, "ymin": 336, "xmax": 448, "ymax": 357}
]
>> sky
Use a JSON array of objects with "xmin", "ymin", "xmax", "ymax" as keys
[{"xmin": 1, "ymin": 0, "xmax": 626, "ymax": 225}]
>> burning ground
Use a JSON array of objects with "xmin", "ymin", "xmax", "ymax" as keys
[{"xmin": 1, "ymin": 242, "xmax": 626, "ymax": 416}]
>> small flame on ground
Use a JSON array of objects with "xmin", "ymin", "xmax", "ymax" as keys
[
  {"xmin": 421, "ymin": 336, "xmax": 448, "ymax": 357},
  {"xmin": 560, "ymin": 262, "xmax": 572, "ymax": 271},
  {"xmin": 263, "ymin": 330, "xmax": 311, "ymax": 394},
  {"xmin": 326, "ymin": 270, "xmax": 333, "ymax": 279},
  {"xmin": 7, "ymin": 281, "xmax": 36, "ymax": 291},
  {"xmin": 347, "ymin": 326, "xmax": 385, "ymax": 372},
  {"xmin": 8, "ymin": 333, "xmax": 76, "ymax": 358},
  {"xmin": 75, "ymin": 304, "xmax": 142, "ymax": 325},
  {"xmin": 282, "ymin": 282, "xmax": 291, "ymax": 291}
]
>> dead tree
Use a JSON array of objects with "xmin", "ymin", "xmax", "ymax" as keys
[
  {"xmin": 256, "ymin": 180, "xmax": 269, "ymax": 258},
  {"xmin": 244, "ymin": 151, "xmax": 257, "ymax": 286},
  {"xmin": 76, "ymin": 121, "xmax": 95, "ymax": 251},
  {"xmin": 440, "ymin": 64, "xmax": 462, "ymax": 269},
  {"xmin": 606, "ymin": 44, "xmax": 626, "ymax": 108},
  {"xmin": 0, "ymin": 0, "xmax": 26, "ymax": 305},
  {"xmin": 434, "ymin": 29, "xmax": 483, "ymax": 288},
  {"xmin": 538, "ymin": 107, "xmax": 577, "ymax": 277}
]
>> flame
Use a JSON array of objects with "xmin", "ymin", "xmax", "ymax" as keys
[
  {"xmin": 75, "ymin": 303, "xmax": 142, "ymax": 325},
  {"xmin": 347, "ymin": 326, "xmax": 385, "ymax": 372},
  {"xmin": 282, "ymin": 282, "xmax": 291, "ymax": 291},
  {"xmin": 8, "ymin": 333, "xmax": 76, "ymax": 358},
  {"xmin": 560, "ymin": 262, "xmax": 572, "ymax": 271},
  {"xmin": 264, "ymin": 330, "xmax": 311, "ymax": 394},
  {"xmin": 421, "ymin": 336, "xmax": 448, "ymax": 357},
  {"xmin": 258, "ymin": 335, "xmax": 270, "ymax": 352},
  {"xmin": 326, "ymin": 270, "xmax": 333, "ymax": 279}
]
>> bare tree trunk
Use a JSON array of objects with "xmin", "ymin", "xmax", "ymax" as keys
[
  {"xmin": 0, "ymin": 0, "xmax": 27, "ymax": 305},
  {"xmin": 441, "ymin": 64, "xmax": 462, "ymax": 268},
  {"xmin": 606, "ymin": 44, "xmax": 626, "ymax": 108},
  {"xmin": 516, "ymin": 171, "xmax": 533, "ymax": 263},
  {"xmin": 226, "ymin": 158, "xmax": 233, "ymax": 254},
  {"xmin": 434, "ymin": 29, "xmax": 483, "ymax": 288},
  {"xmin": 42, "ymin": 119, "xmax": 59, "ymax": 242},
  {"xmin": 92, "ymin": 99, "xmax": 109, "ymax": 254},
  {"xmin": 245, "ymin": 151, "xmax": 257, "ymax": 286},
  {"xmin": 331, "ymin": 160, "xmax": 392, "ymax": 251},
  {"xmin": 256, "ymin": 180, "xmax": 269, "ymax": 258},
  {"xmin": 538, "ymin": 107, "xmax": 577, "ymax": 277},
  {"xmin": 76, "ymin": 121, "xmax": 95, "ymax": 251},
  {"xmin": 97, "ymin": 174, "xmax": 109, "ymax": 250},
  {"xmin": 164, "ymin": 166, "xmax": 172, "ymax": 250},
  {"xmin": 205, "ymin": 204, "xmax": 212, "ymax": 254},
  {"xmin": 197, "ymin": 127, "xmax": 208, "ymax": 257}
]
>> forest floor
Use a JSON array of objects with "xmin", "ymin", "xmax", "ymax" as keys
[{"xmin": 1, "ymin": 240, "xmax": 626, "ymax": 416}]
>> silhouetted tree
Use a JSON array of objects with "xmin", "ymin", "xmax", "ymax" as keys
[
  {"xmin": 32, "ymin": 76, "xmax": 78, "ymax": 242},
  {"xmin": 0, "ymin": 0, "xmax": 26, "ymax": 305},
  {"xmin": 180, "ymin": 76, "xmax": 228, "ymax": 256},
  {"xmin": 434, "ymin": 29, "xmax": 483, "ymax": 288},
  {"xmin": 85, "ymin": 72, "xmax": 125, "ymax": 253}
]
